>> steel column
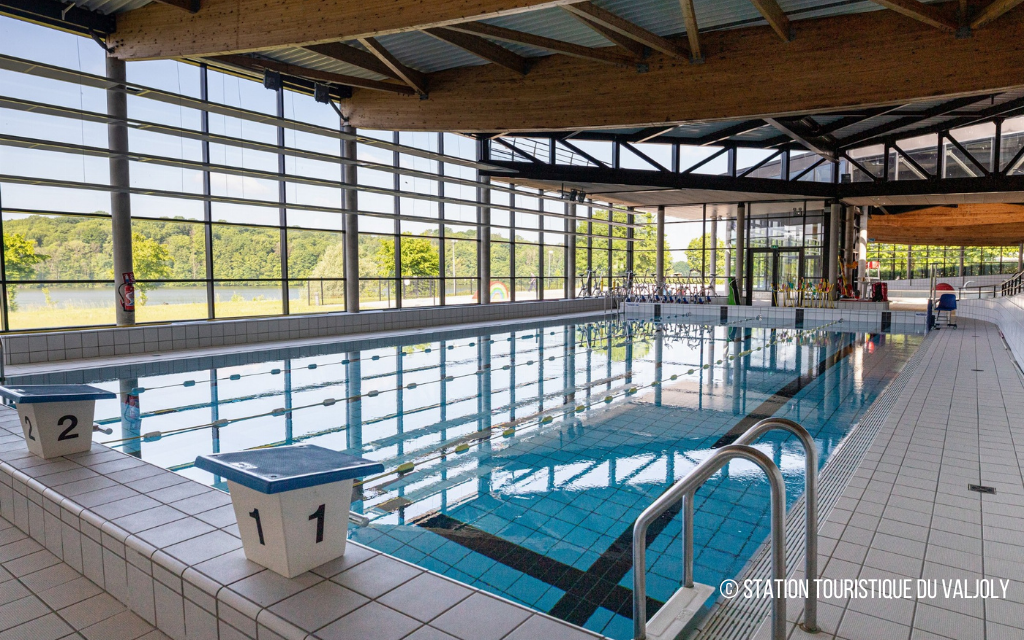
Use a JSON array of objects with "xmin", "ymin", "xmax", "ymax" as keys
[
  {"xmin": 567, "ymin": 201, "xmax": 576, "ymax": 299},
  {"xmin": 106, "ymin": 56, "xmax": 135, "ymax": 326},
  {"xmin": 858, "ymin": 207, "xmax": 869, "ymax": 296},
  {"xmin": 735, "ymin": 203, "xmax": 746, "ymax": 304},
  {"xmin": 655, "ymin": 205, "xmax": 665, "ymax": 283},
  {"xmin": 828, "ymin": 201, "xmax": 841, "ymax": 286},
  {"xmin": 342, "ymin": 123, "xmax": 360, "ymax": 313},
  {"xmin": 479, "ymin": 174, "xmax": 491, "ymax": 304}
]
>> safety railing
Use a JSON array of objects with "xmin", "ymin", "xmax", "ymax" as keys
[
  {"xmin": 957, "ymin": 268, "xmax": 1024, "ymax": 299},
  {"xmin": 733, "ymin": 418, "xmax": 819, "ymax": 634},
  {"xmin": 632, "ymin": 418, "xmax": 820, "ymax": 640}
]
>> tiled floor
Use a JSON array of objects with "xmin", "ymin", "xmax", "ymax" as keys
[
  {"xmin": 0, "ymin": 512, "xmax": 164, "ymax": 640},
  {"xmin": 768, "ymin": 317, "xmax": 1024, "ymax": 639},
  {"xmin": 0, "ymin": 413, "xmax": 604, "ymax": 640}
]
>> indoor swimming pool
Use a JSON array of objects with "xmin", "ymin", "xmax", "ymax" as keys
[{"xmin": 8, "ymin": 313, "xmax": 922, "ymax": 639}]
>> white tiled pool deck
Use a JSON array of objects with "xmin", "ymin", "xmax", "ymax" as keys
[
  {"xmin": 0, "ymin": 316, "xmax": 1022, "ymax": 640},
  {"xmin": 0, "ymin": 512, "xmax": 164, "ymax": 640},
  {"xmin": 0, "ymin": 410, "xmax": 603, "ymax": 640},
  {"xmin": 765, "ymin": 317, "xmax": 1024, "ymax": 640}
]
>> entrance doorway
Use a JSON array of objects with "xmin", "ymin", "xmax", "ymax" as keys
[{"xmin": 746, "ymin": 248, "xmax": 805, "ymax": 306}]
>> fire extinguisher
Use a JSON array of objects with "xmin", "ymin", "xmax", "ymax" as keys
[{"xmin": 118, "ymin": 272, "xmax": 136, "ymax": 312}]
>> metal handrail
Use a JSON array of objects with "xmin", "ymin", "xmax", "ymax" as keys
[
  {"xmin": 958, "ymin": 268, "xmax": 1024, "ymax": 299},
  {"xmin": 632, "ymin": 444, "xmax": 787, "ymax": 640},
  {"xmin": 733, "ymin": 418, "xmax": 819, "ymax": 633}
]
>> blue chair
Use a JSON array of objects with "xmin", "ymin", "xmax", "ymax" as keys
[{"xmin": 934, "ymin": 293, "xmax": 957, "ymax": 329}]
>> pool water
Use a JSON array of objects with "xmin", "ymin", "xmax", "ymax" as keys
[{"xmin": 12, "ymin": 315, "xmax": 922, "ymax": 639}]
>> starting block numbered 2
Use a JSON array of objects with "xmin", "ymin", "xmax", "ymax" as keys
[
  {"xmin": 0, "ymin": 385, "xmax": 116, "ymax": 459},
  {"xmin": 195, "ymin": 444, "xmax": 383, "ymax": 578}
]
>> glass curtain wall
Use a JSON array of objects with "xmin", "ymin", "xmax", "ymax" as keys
[
  {"xmin": 0, "ymin": 18, "xmax": 597, "ymax": 330},
  {"xmin": 867, "ymin": 243, "xmax": 1023, "ymax": 280}
]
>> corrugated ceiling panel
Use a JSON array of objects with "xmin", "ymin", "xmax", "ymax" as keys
[
  {"xmin": 373, "ymin": 31, "xmax": 488, "ymax": 73},
  {"xmin": 73, "ymin": 0, "xmax": 151, "ymax": 14},
  {"xmin": 264, "ymin": 47, "xmax": 388, "ymax": 81}
]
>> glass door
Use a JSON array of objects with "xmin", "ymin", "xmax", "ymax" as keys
[{"xmin": 746, "ymin": 248, "xmax": 805, "ymax": 306}]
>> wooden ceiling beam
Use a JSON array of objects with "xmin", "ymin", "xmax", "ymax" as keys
[
  {"xmin": 749, "ymin": 0, "xmax": 791, "ymax": 42},
  {"xmin": 562, "ymin": 2, "xmax": 689, "ymax": 60},
  {"xmin": 110, "ymin": 0, "xmax": 583, "ymax": 60},
  {"xmin": 302, "ymin": 42, "xmax": 402, "ymax": 81},
  {"xmin": 561, "ymin": 9, "xmax": 647, "ymax": 57},
  {"xmin": 149, "ymin": 0, "xmax": 200, "ymax": 14},
  {"xmin": 678, "ymin": 0, "xmax": 702, "ymax": 61},
  {"xmin": 357, "ymin": 37, "xmax": 429, "ymax": 95},
  {"xmin": 207, "ymin": 54, "xmax": 416, "ymax": 95},
  {"xmin": 869, "ymin": 0, "xmax": 959, "ymax": 31},
  {"xmin": 446, "ymin": 21, "xmax": 639, "ymax": 66},
  {"xmin": 971, "ymin": 0, "xmax": 1024, "ymax": 28},
  {"xmin": 424, "ymin": 27, "xmax": 531, "ymax": 75},
  {"xmin": 341, "ymin": 9, "xmax": 1024, "ymax": 132}
]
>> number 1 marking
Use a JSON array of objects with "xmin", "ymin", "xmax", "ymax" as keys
[
  {"xmin": 249, "ymin": 508, "xmax": 265, "ymax": 545},
  {"xmin": 309, "ymin": 504, "xmax": 325, "ymax": 543},
  {"xmin": 24, "ymin": 416, "xmax": 34, "ymax": 441}
]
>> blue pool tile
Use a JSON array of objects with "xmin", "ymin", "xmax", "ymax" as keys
[
  {"xmin": 454, "ymin": 551, "xmax": 497, "ymax": 577},
  {"xmin": 480, "ymin": 562, "xmax": 525, "ymax": 590},
  {"xmin": 432, "ymin": 541, "xmax": 472, "ymax": 565},
  {"xmin": 535, "ymin": 585, "xmax": 565, "ymax": 611},
  {"xmin": 506, "ymin": 574, "xmax": 551, "ymax": 606},
  {"xmin": 583, "ymin": 607, "xmax": 614, "ymax": 635},
  {"xmin": 602, "ymin": 613, "xmax": 634, "ymax": 639}
]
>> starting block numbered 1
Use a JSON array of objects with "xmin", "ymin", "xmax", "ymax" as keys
[
  {"xmin": 0, "ymin": 385, "xmax": 116, "ymax": 459},
  {"xmin": 194, "ymin": 444, "xmax": 383, "ymax": 578}
]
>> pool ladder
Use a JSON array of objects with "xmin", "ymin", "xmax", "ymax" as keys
[{"xmin": 632, "ymin": 418, "xmax": 820, "ymax": 640}]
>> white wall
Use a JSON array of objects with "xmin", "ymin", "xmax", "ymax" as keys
[
  {"xmin": 958, "ymin": 294, "xmax": 1024, "ymax": 367},
  {"xmin": 883, "ymin": 273, "xmax": 1010, "ymax": 292}
]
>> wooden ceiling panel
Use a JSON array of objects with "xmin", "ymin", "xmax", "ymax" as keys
[
  {"xmin": 869, "ymin": 203, "xmax": 1024, "ymax": 245},
  {"xmin": 340, "ymin": 9, "xmax": 1024, "ymax": 132},
  {"xmin": 110, "ymin": 0, "xmax": 583, "ymax": 60}
]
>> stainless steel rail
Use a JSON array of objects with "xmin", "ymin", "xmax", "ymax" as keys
[
  {"xmin": 632, "ymin": 444, "xmax": 787, "ymax": 640},
  {"xmin": 734, "ymin": 418, "xmax": 819, "ymax": 633}
]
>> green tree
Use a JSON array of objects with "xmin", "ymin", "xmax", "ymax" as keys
[
  {"xmin": 130, "ymin": 232, "xmax": 173, "ymax": 304},
  {"xmin": 3, "ymin": 232, "xmax": 47, "ymax": 311},
  {"xmin": 684, "ymin": 233, "xmax": 726, "ymax": 278},
  {"xmin": 575, "ymin": 210, "xmax": 667, "ymax": 280},
  {"xmin": 307, "ymin": 242, "xmax": 345, "ymax": 304},
  {"xmin": 400, "ymin": 236, "xmax": 440, "ymax": 277}
]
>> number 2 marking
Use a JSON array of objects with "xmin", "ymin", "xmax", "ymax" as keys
[
  {"xmin": 249, "ymin": 508, "xmax": 265, "ymax": 545},
  {"xmin": 58, "ymin": 415, "xmax": 78, "ymax": 441},
  {"xmin": 24, "ymin": 416, "xmax": 34, "ymax": 441},
  {"xmin": 309, "ymin": 504, "xmax": 325, "ymax": 543}
]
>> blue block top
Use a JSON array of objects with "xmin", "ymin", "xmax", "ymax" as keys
[
  {"xmin": 194, "ymin": 444, "xmax": 384, "ymax": 494},
  {"xmin": 0, "ymin": 384, "xmax": 116, "ymax": 404}
]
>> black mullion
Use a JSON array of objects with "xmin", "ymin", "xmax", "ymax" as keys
[
  {"xmin": 0, "ymin": 183, "xmax": 8, "ymax": 332},
  {"xmin": 393, "ymin": 132, "xmax": 402, "ymax": 309},
  {"xmin": 276, "ymin": 86, "xmax": 289, "ymax": 315},
  {"xmin": 200, "ymin": 64, "xmax": 216, "ymax": 319},
  {"xmin": 510, "ymin": 185, "xmax": 517, "ymax": 302},
  {"xmin": 438, "ymin": 132, "xmax": 446, "ymax": 307}
]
